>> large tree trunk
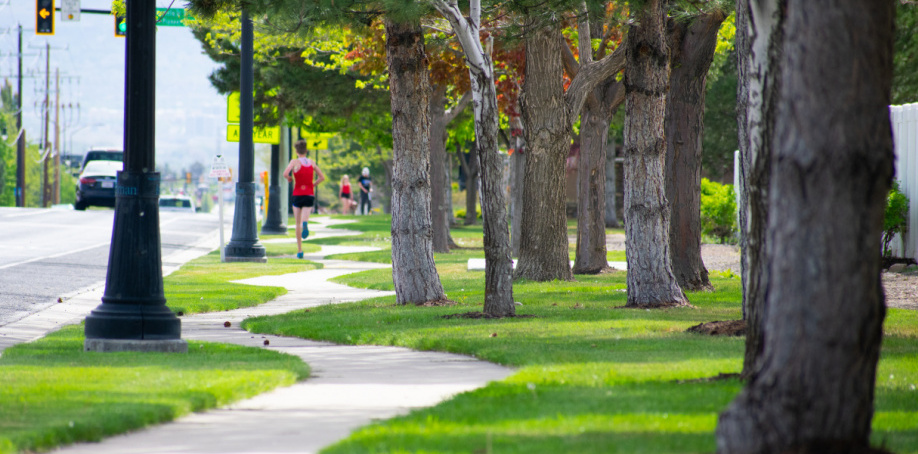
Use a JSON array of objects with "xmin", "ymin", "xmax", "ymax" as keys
[
  {"xmin": 516, "ymin": 23, "xmax": 573, "ymax": 282},
  {"xmin": 572, "ymin": 16, "xmax": 626, "ymax": 274},
  {"xmin": 717, "ymin": 2, "xmax": 895, "ymax": 452},
  {"xmin": 433, "ymin": 0, "xmax": 515, "ymax": 317},
  {"xmin": 429, "ymin": 85, "xmax": 451, "ymax": 253},
  {"xmin": 384, "ymin": 19, "xmax": 447, "ymax": 305},
  {"xmin": 737, "ymin": 0, "xmax": 784, "ymax": 378},
  {"xmin": 622, "ymin": 0, "xmax": 688, "ymax": 308},
  {"xmin": 604, "ymin": 134, "xmax": 619, "ymax": 228},
  {"xmin": 573, "ymin": 93, "xmax": 613, "ymax": 274},
  {"xmin": 459, "ymin": 145, "xmax": 479, "ymax": 225},
  {"xmin": 664, "ymin": 12, "xmax": 725, "ymax": 292},
  {"xmin": 509, "ymin": 114, "xmax": 526, "ymax": 258}
]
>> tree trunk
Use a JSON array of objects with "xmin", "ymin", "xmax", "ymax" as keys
[
  {"xmin": 384, "ymin": 19, "xmax": 447, "ymax": 305},
  {"xmin": 717, "ymin": 2, "xmax": 894, "ymax": 452},
  {"xmin": 738, "ymin": 0, "xmax": 784, "ymax": 378},
  {"xmin": 604, "ymin": 134, "xmax": 619, "ymax": 228},
  {"xmin": 471, "ymin": 55, "xmax": 515, "ymax": 317},
  {"xmin": 622, "ymin": 0, "xmax": 688, "ymax": 308},
  {"xmin": 516, "ymin": 23, "xmax": 573, "ymax": 282},
  {"xmin": 432, "ymin": 0, "xmax": 515, "ymax": 317},
  {"xmin": 510, "ymin": 113, "xmax": 526, "ymax": 257},
  {"xmin": 664, "ymin": 12, "xmax": 725, "ymax": 292},
  {"xmin": 459, "ymin": 145, "xmax": 479, "ymax": 225},
  {"xmin": 573, "ymin": 93, "xmax": 613, "ymax": 274},
  {"xmin": 429, "ymin": 85, "xmax": 450, "ymax": 253}
]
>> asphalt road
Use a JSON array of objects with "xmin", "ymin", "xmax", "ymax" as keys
[{"xmin": 0, "ymin": 206, "xmax": 222, "ymax": 328}]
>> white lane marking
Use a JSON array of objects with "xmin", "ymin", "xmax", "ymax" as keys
[
  {"xmin": 1, "ymin": 210, "xmax": 56, "ymax": 219},
  {"xmin": 0, "ymin": 241, "xmax": 111, "ymax": 271}
]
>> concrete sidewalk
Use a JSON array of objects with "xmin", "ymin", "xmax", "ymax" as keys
[{"xmin": 22, "ymin": 217, "xmax": 513, "ymax": 454}]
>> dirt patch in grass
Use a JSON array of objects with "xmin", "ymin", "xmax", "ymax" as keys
[
  {"xmin": 614, "ymin": 301, "xmax": 696, "ymax": 310},
  {"xmin": 416, "ymin": 299, "xmax": 458, "ymax": 307},
  {"xmin": 686, "ymin": 320, "xmax": 747, "ymax": 336},
  {"xmin": 678, "ymin": 372, "xmax": 741, "ymax": 384},
  {"xmin": 441, "ymin": 312, "xmax": 537, "ymax": 319}
]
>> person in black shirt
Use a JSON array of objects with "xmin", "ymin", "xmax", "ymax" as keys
[{"xmin": 358, "ymin": 167, "xmax": 372, "ymax": 215}]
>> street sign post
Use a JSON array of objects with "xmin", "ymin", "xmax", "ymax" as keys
[
  {"xmin": 36, "ymin": 0, "xmax": 55, "ymax": 35},
  {"xmin": 209, "ymin": 155, "xmax": 232, "ymax": 262},
  {"xmin": 60, "ymin": 0, "xmax": 79, "ymax": 22}
]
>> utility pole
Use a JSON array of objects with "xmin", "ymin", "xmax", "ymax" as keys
[
  {"xmin": 42, "ymin": 42, "xmax": 50, "ymax": 208},
  {"xmin": 16, "ymin": 24, "xmax": 25, "ymax": 207},
  {"xmin": 54, "ymin": 68, "xmax": 60, "ymax": 205}
]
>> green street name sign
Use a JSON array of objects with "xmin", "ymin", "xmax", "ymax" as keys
[{"xmin": 155, "ymin": 8, "xmax": 194, "ymax": 27}]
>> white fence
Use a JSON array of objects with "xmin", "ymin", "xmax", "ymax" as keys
[{"xmin": 891, "ymin": 103, "xmax": 918, "ymax": 259}]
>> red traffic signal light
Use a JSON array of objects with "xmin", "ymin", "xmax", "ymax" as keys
[{"xmin": 36, "ymin": 0, "xmax": 54, "ymax": 35}]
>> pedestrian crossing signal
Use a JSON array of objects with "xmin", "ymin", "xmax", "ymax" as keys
[
  {"xmin": 36, "ymin": 0, "xmax": 55, "ymax": 35},
  {"xmin": 114, "ymin": 14, "xmax": 126, "ymax": 37}
]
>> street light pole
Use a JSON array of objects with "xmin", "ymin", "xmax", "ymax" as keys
[
  {"xmin": 84, "ymin": 0, "xmax": 186, "ymax": 352},
  {"xmin": 261, "ymin": 142, "xmax": 286, "ymax": 234},
  {"xmin": 224, "ymin": 9, "xmax": 267, "ymax": 262}
]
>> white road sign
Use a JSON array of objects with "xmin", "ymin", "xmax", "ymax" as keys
[
  {"xmin": 61, "ymin": 0, "xmax": 80, "ymax": 22},
  {"xmin": 209, "ymin": 155, "xmax": 231, "ymax": 178}
]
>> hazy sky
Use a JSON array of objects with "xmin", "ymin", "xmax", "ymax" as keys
[{"xmin": 0, "ymin": 0, "xmax": 238, "ymax": 171}]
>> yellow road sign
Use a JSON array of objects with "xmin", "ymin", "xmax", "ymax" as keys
[
  {"xmin": 227, "ymin": 92, "xmax": 240, "ymax": 123},
  {"xmin": 301, "ymin": 132, "xmax": 335, "ymax": 150},
  {"xmin": 227, "ymin": 124, "xmax": 280, "ymax": 144}
]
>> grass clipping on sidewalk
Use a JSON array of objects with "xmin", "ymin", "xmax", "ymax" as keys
[
  {"xmin": 0, "ymin": 326, "xmax": 308, "ymax": 454},
  {"xmin": 243, "ymin": 216, "xmax": 918, "ymax": 454}
]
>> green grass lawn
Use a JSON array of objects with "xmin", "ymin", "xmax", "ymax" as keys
[
  {"xmin": 164, "ymin": 250, "xmax": 322, "ymax": 315},
  {"xmin": 242, "ymin": 215, "xmax": 918, "ymax": 454},
  {"xmin": 0, "ymin": 325, "xmax": 309, "ymax": 454},
  {"xmin": 0, "ymin": 236, "xmax": 325, "ymax": 454}
]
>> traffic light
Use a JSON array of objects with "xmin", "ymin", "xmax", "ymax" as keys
[
  {"xmin": 36, "ymin": 0, "xmax": 54, "ymax": 35},
  {"xmin": 185, "ymin": 172, "xmax": 192, "ymax": 184},
  {"xmin": 114, "ymin": 14, "xmax": 126, "ymax": 37}
]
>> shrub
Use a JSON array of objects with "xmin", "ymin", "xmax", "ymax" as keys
[
  {"xmin": 454, "ymin": 207, "xmax": 482, "ymax": 219},
  {"xmin": 882, "ymin": 181, "xmax": 910, "ymax": 257},
  {"xmin": 700, "ymin": 178, "xmax": 737, "ymax": 244}
]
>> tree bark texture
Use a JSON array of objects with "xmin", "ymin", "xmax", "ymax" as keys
[
  {"xmin": 432, "ymin": 0, "xmax": 515, "ymax": 316},
  {"xmin": 664, "ymin": 12, "xmax": 725, "ymax": 292},
  {"xmin": 622, "ymin": 0, "xmax": 688, "ymax": 307},
  {"xmin": 605, "ymin": 133, "xmax": 619, "ymax": 228},
  {"xmin": 460, "ymin": 145, "xmax": 480, "ymax": 225},
  {"xmin": 384, "ymin": 19, "xmax": 447, "ymax": 305},
  {"xmin": 573, "ymin": 90, "xmax": 616, "ymax": 274},
  {"xmin": 429, "ymin": 85, "xmax": 451, "ymax": 253},
  {"xmin": 473, "ymin": 65, "xmax": 516, "ymax": 316},
  {"xmin": 717, "ymin": 1, "xmax": 895, "ymax": 452},
  {"xmin": 516, "ymin": 23, "xmax": 574, "ymax": 282},
  {"xmin": 738, "ymin": 0, "xmax": 785, "ymax": 378},
  {"xmin": 509, "ymin": 114, "xmax": 526, "ymax": 258}
]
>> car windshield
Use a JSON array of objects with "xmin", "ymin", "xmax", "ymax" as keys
[
  {"xmin": 160, "ymin": 198, "xmax": 192, "ymax": 208},
  {"xmin": 81, "ymin": 161, "xmax": 122, "ymax": 176},
  {"xmin": 86, "ymin": 151, "xmax": 122, "ymax": 162}
]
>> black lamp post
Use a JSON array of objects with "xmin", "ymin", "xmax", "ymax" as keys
[
  {"xmin": 224, "ymin": 9, "xmax": 267, "ymax": 262},
  {"xmin": 261, "ymin": 143, "xmax": 286, "ymax": 234},
  {"xmin": 84, "ymin": 0, "xmax": 186, "ymax": 352}
]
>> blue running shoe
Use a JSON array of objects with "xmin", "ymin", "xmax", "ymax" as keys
[
  {"xmin": 296, "ymin": 252, "xmax": 304, "ymax": 259},
  {"xmin": 302, "ymin": 221, "xmax": 309, "ymax": 239}
]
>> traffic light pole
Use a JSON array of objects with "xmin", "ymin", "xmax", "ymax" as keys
[
  {"xmin": 224, "ymin": 9, "xmax": 267, "ymax": 262},
  {"xmin": 84, "ymin": 0, "xmax": 186, "ymax": 352}
]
